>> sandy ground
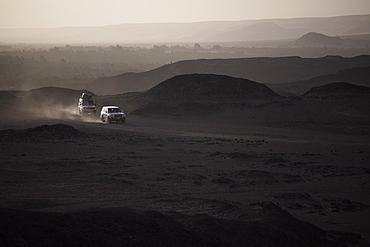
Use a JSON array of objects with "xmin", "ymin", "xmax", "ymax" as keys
[{"xmin": 0, "ymin": 112, "xmax": 369, "ymax": 246}]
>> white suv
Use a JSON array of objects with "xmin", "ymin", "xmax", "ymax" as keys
[{"xmin": 100, "ymin": 106, "xmax": 126, "ymax": 123}]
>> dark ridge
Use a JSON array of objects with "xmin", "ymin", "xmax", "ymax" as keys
[
  {"xmin": 0, "ymin": 203, "xmax": 334, "ymax": 247},
  {"xmin": 303, "ymin": 82, "xmax": 370, "ymax": 97},
  {"xmin": 0, "ymin": 124, "xmax": 87, "ymax": 142},
  {"xmin": 312, "ymin": 66, "xmax": 370, "ymax": 86},
  {"xmin": 270, "ymin": 66, "xmax": 370, "ymax": 96},
  {"xmin": 146, "ymin": 74, "xmax": 281, "ymax": 99}
]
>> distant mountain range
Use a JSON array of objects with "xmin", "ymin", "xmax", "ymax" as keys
[
  {"xmin": 88, "ymin": 55, "xmax": 370, "ymax": 95},
  {"xmin": 0, "ymin": 14, "xmax": 369, "ymax": 44}
]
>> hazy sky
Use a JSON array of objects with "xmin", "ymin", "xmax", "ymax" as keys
[{"xmin": 1, "ymin": 0, "xmax": 370, "ymax": 28}]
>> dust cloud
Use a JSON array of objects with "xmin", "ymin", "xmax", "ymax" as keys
[{"xmin": 0, "ymin": 88, "xmax": 100, "ymax": 124}]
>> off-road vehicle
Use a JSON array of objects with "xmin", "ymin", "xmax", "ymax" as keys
[
  {"xmin": 78, "ymin": 93, "xmax": 96, "ymax": 116},
  {"xmin": 100, "ymin": 106, "xmax": 126, "ymax": 123}
]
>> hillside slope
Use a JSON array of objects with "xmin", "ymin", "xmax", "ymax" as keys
[{"xmin": 88, "ymin": 55, "xmax": 370, "ymax": 95}]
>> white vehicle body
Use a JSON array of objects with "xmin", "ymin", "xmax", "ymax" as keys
[
  {"xmin": 100, "ymin": 106, "xmax": 126, "ymax": 123},
  {"xmin": 78, "ymin": 93, "xmax": 96, "ymax": 116}
]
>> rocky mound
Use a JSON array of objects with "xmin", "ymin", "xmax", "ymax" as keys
[
  {"xmin": 0, "ymin": 124, "xmax": 87, "ymax": 142},
  {"xmin": 146, "ymin": 74, "xmax": 281, "ymax": 99},
  {"xmin": 303, "ymin": 82, "xmax": 370, "ymax": 97}
]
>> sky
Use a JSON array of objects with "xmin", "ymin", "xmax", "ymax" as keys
[{"xmin": 0, "ymin": 0, "xmax": 370, "ymax": 28}]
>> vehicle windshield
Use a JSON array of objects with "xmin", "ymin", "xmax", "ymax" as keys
[{"xmin": 108, "ymin": 108, "xmax": 122, "ymax": 113}]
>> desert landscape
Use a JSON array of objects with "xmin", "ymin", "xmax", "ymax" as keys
[
  {"xmin": 1, "ymin": 2, "xmax": 370, "ymax": 245},
  {"xmin": 1, "ymin": 66, "xmax": 370, "ymax": 246}
]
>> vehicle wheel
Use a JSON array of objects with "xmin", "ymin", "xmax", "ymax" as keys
[
  {"xmin": 107, "ymin": 117, "xmax": 111, "ymax": 124},
  {"xmin": 121, "ymin": 118, "xmax": 125, "ymax": 123}
]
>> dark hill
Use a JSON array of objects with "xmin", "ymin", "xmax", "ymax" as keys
[
  {"xmin": 146, "ymin": 74, "xmax": 281, "ymax": 99},
  {"xmin": 270, "ymin": 66, "xmax": 370, "ymax": 95},
  {"xmin": 130, "ymin": 74, "xmax": 282, "ymax": 118},
  {"xmin": 302, "ymin": 83, "xmax": 370, "ymax": 118},
  {"xmin": 88, "ymin": 55, "xmax": 370, "ymax": 95},
  {"xmin": 303, "ymin": 82, "xmax": 370, "ymax": 97}
]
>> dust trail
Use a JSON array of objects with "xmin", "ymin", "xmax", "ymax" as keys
[
  {"xmin": 26, "ymin": 104, "xmax": 102, "ymax": 123},
  {"xmin": 8, "ymin": 90, "xmax": 100, "ymax": 123}
]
